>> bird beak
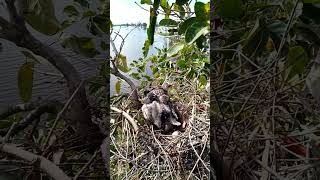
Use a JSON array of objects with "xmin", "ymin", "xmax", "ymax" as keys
[{"xmin": 170, "ymin": 118, "xmax": 181, "ymax": 126}]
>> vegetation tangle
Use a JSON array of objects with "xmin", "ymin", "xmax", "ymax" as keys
[
  {"xmin": 110, "ymin": 0, "xmax": 210, "ymax": 179},
  {"xmin": 211, "ymin": 0, "xmax": 320, "ymax": 179}
]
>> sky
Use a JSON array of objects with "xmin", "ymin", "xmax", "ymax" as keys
[{"xmin": 110, "ymin": 0, "xmax": 209, "ymax": 24}]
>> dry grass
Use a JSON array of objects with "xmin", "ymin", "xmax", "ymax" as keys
[
  {"xmin": 110, "ymin": 79, "xmax": 210, "ymax": 179},
  {"xmin": 211, "ymin": 49, "xmax": 320, "ymax": 179}
]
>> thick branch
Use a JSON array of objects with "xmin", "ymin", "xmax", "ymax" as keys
[
  {"xmin": 110, "ymin": 38, "xmax": 142, "ymax": 109},
  {"xmin": 0, "ymin": 141, "xmax": 71, "ymax": 180},
  {"xmin": 0, "ymin": 102, "xmax": 37, "ymax": 120},
  {"xmin": 111, "ymin": 66, "xmax": 142, "ymax": 109},
  {"xmin": 0, "ymin": 2, "xmax": 104, "ymax": 143},
  {"xmin": 9, "ymin": 101, "xmax": 62, "ymax": 137}
]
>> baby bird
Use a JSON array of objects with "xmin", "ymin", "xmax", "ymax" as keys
[
  {"xmin": 141, "ymin": 83, "xmax": 181, "ymax": 133},
  {"xmin": 141, "ymin": 101, "xmax": 181, "ymax": 132}
]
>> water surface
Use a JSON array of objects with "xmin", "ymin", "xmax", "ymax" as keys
[{"xmin": 110, "ymin": 26, "xmax": 167, "ymax": 95}]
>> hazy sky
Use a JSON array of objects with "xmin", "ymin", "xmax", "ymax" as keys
[{"xmin": 110, "ymin": 0, "xmax": 209, "ymax": 24}]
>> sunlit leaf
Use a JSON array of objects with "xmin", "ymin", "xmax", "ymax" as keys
[
  {"xmin": 199, "ymin": 74, "xmax": 207, "ymax": 86},
  {"xmin": 143, "ymin": 39, "xmax": 151, "ymax": 58},
  {"xmin": 167, "ymin": 42, "xmax": 184, "ymax": 57},
  {"xmin": 141, "ymin": 0, "xmax": 152, "ymax": 5},
  {"xmin": 176, "ymin": 59, "xmax": 186, "ymax": 68},
  {"xmin": 18, "ymin": 62, "xmax": 34, "ymax": 103},
  {"xmin": 195, "ymin": 2, "xmax": 210, "ymax": 21},
  {"xmin": 116, "ymin": 54, "xmax": 129, "ymax": 72},
  {"xmin": 147, "ymin": 0, "xmax": 160, "ymax": 45},
  {"xmin": 115, "ymin": 79, "xmax": 121, "ymax": 94}
]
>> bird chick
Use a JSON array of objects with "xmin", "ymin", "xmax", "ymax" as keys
[{"xmin": 141, "ymin": 101, "xmax": 181, "ymax": 133}]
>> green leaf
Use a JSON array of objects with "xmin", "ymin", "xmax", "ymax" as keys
[
  {"xmin": 176, "ymin": 59, "xmax": 186, "ymax": 68},
  {"xmin": 22, "ymin": 0, "xmax": 61, "ymax": 35},
  {"xmin": 176, "ymin": 0, "xmax": 188, "ymax": 6},
  {"xmin": 199, "ymin": 74, "xmax": 207, "ymax": 86},
  {"xmin": 92, "ymin": 14, "xmax": 111, "ymax": 33},
  {"xmin": 159, "ymin": 19, "xmax": 178, "ymax": 26},
  {"xmin": 116, "ymin": 54, "xmax": 129, "ymax": 72},
  {"xmin": 83, "ymin": 10, "xmax": 96, "ymax": 18},
  {"xmin": 18, "ymin": 62, "xmax": 34, "ymax": 103},
  {"xmin": 218, "ymin": 0, "xmax": 242, "ymax": 18},
  {"xmin": 195, "ymin": 35, "xmax": 207, "ymax": 49},
  {"xmin": 167, "ymin": 42, "xmax": 184, "ymax": 57},
  {"xmin": 143, "ymin": 39, "xmax": 151, "ymax": 57},
  {"xmin": 147, "ymin": 0, "xmax": 160, "ymax": 45},
  {"xmin": 115, "ymin": 80, "xmax": 121, "ymax": 95},
  {"xmin": 195, "ymin": 2, "xmax": 210, "ymax": 21},
  {"xmin": 178, "ymin": 5, "xmax": 185, "ymax": 18},
  {"xmin": 19, "ymin": 47, "xmax": 50, "ymax": 65},
  {"xmin": 178, "ymin": 17, "xmax": 196, "ymax": 35},
  {"xmin": 147, "ymin": 10, "xmax": 157, "ymax": 44},
  {"xmin": 100, "ymin": 41, "xmax": 108, "ymax": 50},
  {"xmin": 185, "ymin": 22, "xmax": 209, "ymax": 44},
  {"xmin": 61, "ymin": 35, "xmax": 99, "ymax": 57},
  {"xmin": 286, "ymin": 46, "xmax": 309, "ymax": 80},
  {"xmin": 63, "ymin": 5, "xmax": 79, "ymax": 17},
  {"xmin": 141, "ymin": 0, "xmax": 153, "ymax": 5},
  {"xmin": 130, "ymin": 72, "xmax": 141, "ymax": 80}
]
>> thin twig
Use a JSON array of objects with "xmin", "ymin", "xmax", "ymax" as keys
[
  {"xmin": 110, "ymin": 106, "xmax": 139, "ymax": 132},
  {"xmin": 42, "ymin": 81, "xmax": 85, "ymax": 152}
]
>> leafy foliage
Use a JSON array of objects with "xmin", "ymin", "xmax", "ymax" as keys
[{"xmin": 18, "ymin": 62, "xmax": 34, "ymax": 103}]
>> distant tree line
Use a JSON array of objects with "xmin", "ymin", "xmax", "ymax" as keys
[{"xmin": 113, "ymin": 22, "xmax": 148, "ymax": 27}]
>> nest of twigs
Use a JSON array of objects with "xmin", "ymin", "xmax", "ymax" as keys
[{"xmin": 110, "ymin": 80, "xmax": 210, "ymax": 179}]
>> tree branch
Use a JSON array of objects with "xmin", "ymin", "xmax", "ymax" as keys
[
  {"xmin": 110, "ymin": 37, "xmax": 142, "ymax": 109},
  {"xmin": 110, "ymin": 106, "xmax": 139, "ymax": 132},
  {"xmin": 0, "ymin": 2, "xmax": 104, "ymax": 143},
  {"xmin": 0, "ymin": 140, "xmax": 71, "ymax": 180},
  {"xmin": 0, "ymin": 102, "xmax": 37, "ymax": 120},
  {"xmin": 8, "ymin": 101, "xmax": 62, "ymax": 137}
]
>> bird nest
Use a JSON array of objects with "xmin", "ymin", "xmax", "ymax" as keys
[{"xmin": 110, "ymin": 81, "xmax": 210, "ymax": 179}]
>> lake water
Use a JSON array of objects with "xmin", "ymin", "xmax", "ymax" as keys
[{"xmin": 110, "ymin": 26, "xmax": 168, "ymax": 95}]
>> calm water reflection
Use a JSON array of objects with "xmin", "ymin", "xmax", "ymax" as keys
[{"xmin": 110, "ymin": 26, "xmax": 168, "ymax": 95}]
